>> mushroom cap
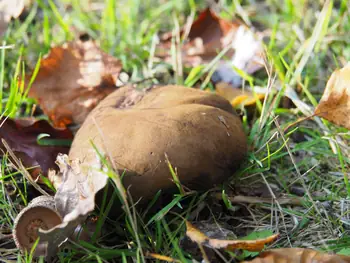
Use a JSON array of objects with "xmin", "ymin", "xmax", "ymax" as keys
[
  {"xmin": 69, "ymin": 85, "xmax": 247, "ymax": 201},
  {"xmin": 13, "ymin": 196, "xmax": 62, "ymax": 256}
]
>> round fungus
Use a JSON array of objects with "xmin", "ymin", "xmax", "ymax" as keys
[{"xmin": 69, "ymin": 85, "xmax": 248, "ymax": 202}]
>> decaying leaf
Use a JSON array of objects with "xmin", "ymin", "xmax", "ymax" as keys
[
  {"xmin": 241, "ymin": 248, "xmax": 350, "ymax": 263},
  {"xmin": 185, "ymin": 221, "xmax": 278, "ymax": 252},
  {"xmin": 27, "ymin": 39, "xmax": 123, "ymax": 128},
  {"xmin": 38, "ymin": 154, "xmax": 108, "ymax": 258},
  {"xmin": 215, "ymin": 82, "xmax": 265, "ymax": 107},
  {"xmin": 0, "ymin": 0, "xmax": 24, "ymax": 36},
  {"xmin": 157, "ymin": 8, "xmax": 263, "ymax": 87},
  {"xmin": 0, "ymin": 117, "xmax": 73, "ymax": 180},
  {"xmin": 315, "ymin": 63, "xmax": 350, "ymax": 130}
]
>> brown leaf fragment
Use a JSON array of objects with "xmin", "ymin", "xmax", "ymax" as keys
[
  {"xmin": 185, "ymin": 221, "xmax": 278, "ymax": 252},
  {"xmin": 0, "ymin": 0, "xmax": 24, "ymax": 36},
  {"xmin": 157, "ymin": 8, "xmax": 263, "ymax": 87},
  {"xmin": 0, "ymin": 117, "xmax": 73, "ymax": 180},
  {"xmin": 27, "ymin": 39, "xmax": 123, "ymax": 128},
  {"xmin": 241, "ymin": 248, "xmax": 350, "ymax": 263},
  {"xmin": 315, "ymin": 63, "xmax": 350, "ymax": 129}
]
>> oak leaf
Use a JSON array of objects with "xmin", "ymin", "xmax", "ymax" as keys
[
  {"xmin": 315, "ymin": 63, "xmax": 350, "ymax": 129},
  {"xmin": 27, "ymin": 39, "xmax": 123, "ymax": 128},
  {"xmin": 241, "ymin": 248, "xmax": 350, "ymax": 263},
  {"xmin": 185, "ymin": 221, "xmax": 278, "ymax": 252}
]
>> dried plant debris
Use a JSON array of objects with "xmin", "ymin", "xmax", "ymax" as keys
[
  {"xmin": 241, "ymin": 248, "xmax": 350, "ymax": 263},
  {"xmin": 0, "ymin": 0, "xmax": 24, "ymax": 36},
  {"xmin": 315, "ymin": 63, "xmax": 350, "ymax": 130},
  {"xmin": 27, "ymin": 39, "xmax": 123, "ymax": 128},
  {"xmin": 37, "ymin": 154, "xmax": 108, "ymax": 258},
  {"xmin": 0, "ymin": 117, "xmax": 73, "ymax": 180},
  {"xmin": 157, "ymin": 8, "xmax": 263, "ymax": 87},
  {"xmin": 185, "ymin": 221, "xmax": 279, "ymax": 252}
]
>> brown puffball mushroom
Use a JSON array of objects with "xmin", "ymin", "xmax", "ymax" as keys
[
  {"xmin": 13, "ymin": 196, "xmax": 62, "ymax": 256},
  {"xmin": 69, "ymin": 85, "xmax": 247, "ymax": 202}
]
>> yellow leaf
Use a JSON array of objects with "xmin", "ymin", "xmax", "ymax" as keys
[
  {"xmin": 315, "ymin": 63, "xmax": 350, "ymax": 129},
  {"xmin": 185, "ymin": 220, "xmax": 278, "ymax": 252}
]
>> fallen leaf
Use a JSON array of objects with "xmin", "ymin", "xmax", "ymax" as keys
[
  {"xmin": 0, "ymin": 0, "xmax": 24, "ymax": 36},
  {"xmin": 185, "ymin": 221, "xmax": 278, "ymax": 252},
  {"xmin": 0, "ymin": 117, "xmax": 73, "ymax": 180},
  {"xmin": 241, "ymin": 248, "xmax": 350, "ymax": 263},
  {"xmin": 157, "ymin": 8, "xmax": 263, "ymax": 87},
  {"xmin": 27, "ymin": 39, "xmax": 123, "ymax": 128},
  {"xmin": 315, "ymin": 63, "xmax": 350, "ymax": 129},
  {"xmin": 215, "ymin": 82, "xmax": 265, "ymax": 107}
]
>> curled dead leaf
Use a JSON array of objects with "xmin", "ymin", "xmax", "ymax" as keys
[
  {"xmin": 0, "ymin": 117, "xmax": 73, "ymax": 180},
  {"xmin": 0, "ymin": 0, "xmax": 24, "ymax": 36},
  {"xmin": 315, "ymin": 63, "xmax": 350, "ymax": 130},
  {"xmin": 157, "ymin": 8, "xmax": 263, "ymax": 87},
  {"xmin": 27, "ymin": 39, "xmax": 123, "ymax": 128},
  {"xmin": 241, "ymin": 248, "xmax": 350, "ymax": 263},
  {"xmin": 185, "ymin": 221, "xmax": 278, "ymax": 252}
]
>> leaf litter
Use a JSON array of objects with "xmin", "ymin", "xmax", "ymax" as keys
[
  {"xmin": 315, "ymin": 63, "xmax": 350, "ymax": 130},
  {"xmin": 156, "ymin": 8, "xmax": 264, "ymax": 87},
  {"xmin": 0, "ymin": 117, "xmax": 73, "ymax": 181},
  {"xmin": 27, "ymin": 38, "xmax": 123, "ymax": 128}
]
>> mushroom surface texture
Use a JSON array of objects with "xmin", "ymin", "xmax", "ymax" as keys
[{"xmin": 69, "ymin": 85, "xmax": 247, "ymax": 201}]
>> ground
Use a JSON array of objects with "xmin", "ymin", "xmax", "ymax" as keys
[{"xmin": 1, "ymin": 0, "xmax": 350, "ymax": 262}]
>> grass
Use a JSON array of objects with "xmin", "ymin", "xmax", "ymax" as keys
[{"xmin": 1, "ymin": 0, "xmax": 350, "ymax": 262}]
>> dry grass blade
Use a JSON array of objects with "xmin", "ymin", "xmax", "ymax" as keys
[{"xmin": 146, "ymin": 252, "xmax": 181, "ymax": 263}]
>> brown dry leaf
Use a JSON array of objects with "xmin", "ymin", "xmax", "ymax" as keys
[
  {"xmin": 0, "ymin": 0, "xmax": 24, "ymax": 36},
  {"xmin": 241, "ymin": 248, "xmax": 350, "ymax": 263},
  {"xmin": 0, "ymin": 117, "xmax": 73, "ymax": 180},
  {"xmin": 314, "ymin": 63, "xmax": 350, "ymax": 129},
  {"xmin": 215, "ymin": 82, "xmax": 265, "ymax": 107},
  {"xmin": 38, "ymin": 154, "xmax": 108, "ymax": 258},
  {"xmin": 185, "ymin": 221, "xmax": 278, "ymax": 252},
  {"xmin": 27, "ymin": 39, "xmax": 123, "ymax": 128},
  {"xmin": 157, "ymin": 8, "xmax": 263, "ymax": 87}
]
